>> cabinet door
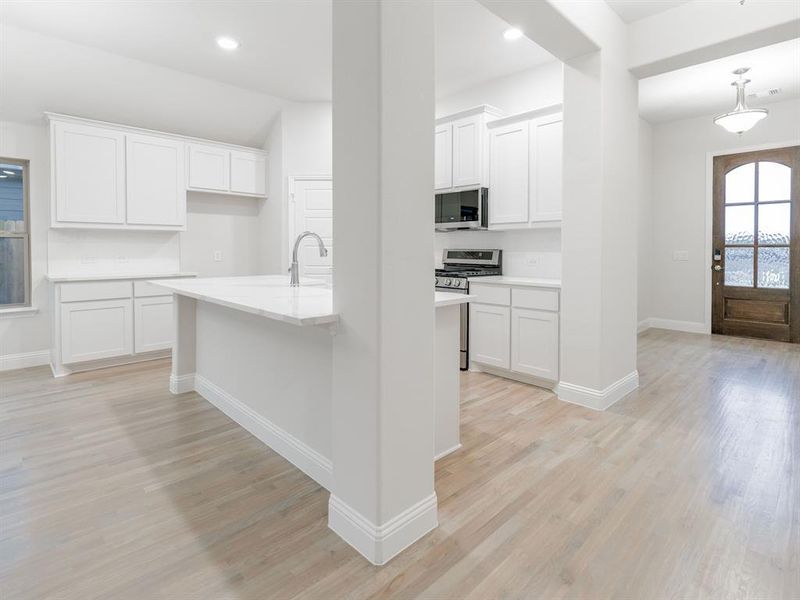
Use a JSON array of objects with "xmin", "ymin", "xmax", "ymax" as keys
[
  {"xmin": 126, "ymin": 134, "xmax": 185, "ymax": 226},
  {"xmin": 451, "ymin": 115, "xmax": 482, "ymax": 188},
  {"xmin": 134, "ymin": 296, "xmax": 174, "ymax": 353},
  {"xmin": 230, "ymin": 150, "xmax": 267, "ymax": 196},
  {"xmin": 54, "ymin": 122, "xmax": 126, "ymax": 224},
  {"xmin": 530, "ymin": 115, "xmax": 563, "ymax": 222},
  {"xmin": 469, "ymin": 303, "xmax": 510, "ymax": 369},
  {"xmin": 60, "ymin": 299, "xmax": 133, "ymax": 363},
  {"xmin": 489, "ymin": 121, "xmax": 529, "ymax": 225},
  {"xmin": 187, "ymin": 143, "xmax": 230, "ymax": 191},
  {"xmin": 434, "ymin": 123, "xmax": 453, "ymax": 190},
  {"xmin": 511, "ymin": 307, "xmax": 559, "ymax": 380}
]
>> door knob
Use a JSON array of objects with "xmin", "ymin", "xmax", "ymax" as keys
[{"xmin": 713, "ymin": 264, "xmax": 723, "ymax": 271}]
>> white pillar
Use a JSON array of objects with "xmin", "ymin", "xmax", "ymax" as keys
[
  {"xmin": 170, "ymin": 294, "xmax": 196, "ymax": 394},
  {"xmin": 329, "ymin": 0, "xmax": 437, "ymax": 565}
]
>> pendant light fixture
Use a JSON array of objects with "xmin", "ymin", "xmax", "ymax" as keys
[{"xmin": 713, "ymin": 68, "xmax": 768, "ymax": 134}]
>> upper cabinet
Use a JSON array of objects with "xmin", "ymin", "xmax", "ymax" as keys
[
  {"xmin": 435, "ymin": 106, "xmax": 502, "ymax": 193},
  {"xmin": 126, "ymin": 134, "xmax": 185, "ymax": 226},
  {"xmin": 48, "ymin": 114, "xmax": 268, "ymax": 231},
  {"xmin": 487, "ymin": 108, "xmax": 563, "ymax": 230},
  {"xmin": 53, "ymin": 122, "xmax": 126, "ymax": 225}
]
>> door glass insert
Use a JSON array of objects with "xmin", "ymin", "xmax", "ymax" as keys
[
  {"xmin": 725, "ymin": 247, "xmax": 754, "ymax": 287},
  {"xmin": 725, "ymin": 204, "xmax": 755, "ymax": 244},
  {"xmin": 757, "ymin": 247, "xmax": 790, "ymax": 289},
  {"xmin": 758, "ymin": 202, "xmax": 790, "ymax": 245},
  {"xmin": 758, "ymin": 161, "xmax": 791, "ymax": 202},
  {"xmin": 725, "ymin": 162, "xmax": 755, "ymax": 204}
]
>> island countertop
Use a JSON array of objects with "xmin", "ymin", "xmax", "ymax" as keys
[{"xmin": 150, "ymin": 275, "xmax": 474, "ymax": 327}]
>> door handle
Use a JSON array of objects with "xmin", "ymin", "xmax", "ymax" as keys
[{"xmin": 713, "ymin": 264, "xmax": 723, "ymax": 271}]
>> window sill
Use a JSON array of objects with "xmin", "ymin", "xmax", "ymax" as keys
[{"xmin": 0, "ymin": 306, "xmax": 39, "ymax": 319}]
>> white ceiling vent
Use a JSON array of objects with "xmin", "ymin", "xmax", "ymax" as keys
[{"xmin": 748, "ymin": 88, "xmax": 782, "ymax": 99}]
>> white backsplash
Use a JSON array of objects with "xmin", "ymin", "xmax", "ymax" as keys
[
  {"xmin": 48, "ymin": 229, "xmax": 181, "ymax": 277},
  {"xmin": 435, "ymin": 228, "xmax": 561, "ymax": 279}
]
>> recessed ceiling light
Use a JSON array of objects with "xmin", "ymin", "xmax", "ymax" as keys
[
  {"xmin": 216, "ymin": 36, "xmax": 240, "ymax": 51},
  {"xmin": 503, "ymin": 27, "xmax": 523, "ymax": 41}
]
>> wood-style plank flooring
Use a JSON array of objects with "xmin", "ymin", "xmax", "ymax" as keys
[{"xmin": 1, "ymin": 329, "xmax": 798, "ymax": 599}]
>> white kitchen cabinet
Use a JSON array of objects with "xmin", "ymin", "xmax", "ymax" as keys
[
  {"xmin": 187, "ymin": 143, "xmax": 230, "ymax": 192},
  {"xmin": 489, "ymin": 120, "xmax": 530, "ymax": 225},
  {"xmin": 469, "ymin": 303, "xmax": 510, "ymax": 369},
  {"xmin": 126, "ymin": 134, "xmax": 186, "ymax": 226},
  {"xmin": 53, "ymin": 121, "xmax": 126, "ymax": 224},
  {"xmin": 434, "ymin": 123, "xmax": 453, "ymax": 190},
  {"xmin": 530, "ymin": 114, "xmax": 563, "ymax": 222},
  {"xmin": 511, "ymin": 307, "xmax": 559, "ymax": 380},
  {"xmin": 487, "ymin": 108, "xmax": 563, "ymax": 229},
  {"xmin": 134, "ymin": 296, "xmax": 174, "ymax": 353},
  {"xmin": 60, "ymin": 298, "xmax": 133, "ymax": 364},
  {"xmin": 230, "ymin": 150, "xmax": 267, "ymax": 196},
  {"xmin": 435, "ymin": 106, "xmax": 501, "ymax": 193},
  {"xmin": 451, "ymin": 114, "xmax": 483, "ymax": 188}
]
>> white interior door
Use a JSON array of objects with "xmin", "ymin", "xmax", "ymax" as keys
[{"xmin": 291, "ymin": 177, "xmax": 333, "ymax": 282}]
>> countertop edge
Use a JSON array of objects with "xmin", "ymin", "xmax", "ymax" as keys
[
  {"xmin": 47, "ymin": 272, "xmax": 198, "ymax": 283},
  {"xmin": 468, "ymin": 277, "xmax": 561, "ymax": 289}
]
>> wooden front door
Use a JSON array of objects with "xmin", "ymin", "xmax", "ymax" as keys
[{"xmin": 712, "ymin": 146, "xmax": 799, "ymax": 342}]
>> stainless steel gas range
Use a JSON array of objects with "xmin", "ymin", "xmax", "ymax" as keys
[{"xmin": 435, "ymin": 249, "xmax": 502, "ymax": 370}]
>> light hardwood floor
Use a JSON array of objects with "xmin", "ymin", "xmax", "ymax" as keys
[{"xmin": 1, "ymin": 329, "xmax": 798, "ymax": 599}]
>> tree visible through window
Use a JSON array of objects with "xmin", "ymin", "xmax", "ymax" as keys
[{"xmin": 0, "ymin": 159, "xmax": 30, "ymax": 307}]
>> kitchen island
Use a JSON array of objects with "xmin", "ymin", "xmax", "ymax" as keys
[{"xmin": 150, "ymin": 275, "xmax": 472, "ymax": 490}]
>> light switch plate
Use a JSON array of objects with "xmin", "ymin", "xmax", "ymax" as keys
[
  {"xmin": 213, "ymin": 251, "xmax": 223, "ymax": 262},
  {"xmin": 673, "ymin": 250, "xmax": 689, "ymax": 262}
]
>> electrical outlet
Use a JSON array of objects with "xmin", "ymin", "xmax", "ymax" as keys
[
  {"xmin": 525, "ymin": 256, "xmax": 539, "ymax": 266},
  {"xmin": 213, "ymin": 251, "xmax": 223, "ymax": 262},
  {"xmin": 115, "ymin": 256, "xmax": 129, "ymax": 264},
  {"xmin": 80, "ymin": 256, "xmax": 97, "ymax": 264},
  {"xmin": 673, "ymin": 250, "xmax": 689, "ymax": 262}
]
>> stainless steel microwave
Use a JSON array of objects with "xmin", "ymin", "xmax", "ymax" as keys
[{"xmin": 435, "ymin": 187, "xmax": 488, "ymax": 231}]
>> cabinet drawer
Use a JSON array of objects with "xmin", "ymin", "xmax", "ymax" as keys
[
  {"xmin": 134, "ymin": 280, "xmax": 172, "ymax": 298},
  {"xmin": 512, "ymin": 287, "xmax": 559, "ymax": 312},
  {"xmin": 469, "ymin": 283, "xmax": 510, "ymax": 306},
  {"xmin": 60, "ymin": 281, "xmax": 132, "ymax": 303}
]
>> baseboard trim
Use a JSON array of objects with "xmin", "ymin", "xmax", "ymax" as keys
[
  {"xmin": 328, "ymin": 492, "xmax": 438, "ymax": 565},
  {"xmin": 556, "ymin": 370, "xmax": 639, "ymax": 411},
  {"xmin": 434, "ymin": 443, "xmax": 462, "ymax": 461},
  {"xmin": 0, "ymin": 350, "xmax": 50, "ymax": 372},
  {"xmin": 169, "ymin": 373, "xmax": 196, "ymax": 394},
  {"xmin": 52, "ymin": 351, "xmax": 171, "ymax": 378},
  {"xmin": 471, "ymin": 363, "xmax": 557, "ymax": 390},
  {"xmin": 638, "ymin": 318, "xmax": 652, "ymax": 333},
  {"xmin": 194, "ymin": 374, "xmax": 333, "ymax": 490},
  {"xmin": 642, "ymin": 318, "xmax": 707, "ymax": 335}
]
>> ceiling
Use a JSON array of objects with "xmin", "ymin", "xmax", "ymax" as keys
[
  {"xmin": 639, "ymin": 38, "xmax": 800, "ymax": 123},
  {"xmin": 0, "ymin": 0, "xmax": 554, "ymax": 104},
  {"xmin": 605, "ymin": 0, "xmax": 691, "ymax": 23}
]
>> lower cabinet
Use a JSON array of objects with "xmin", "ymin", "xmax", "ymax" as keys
[
  {"xmin": 511, "ymin": 307, "xmax": 559, "ymax": 380},
  {"xmin": 470, "ymin": 303, "xmax": 510, "ymax": 368},
  {"xmin": 469, "ymin": 282, "xmax": 560, "ymax": 383},
  {"xmin": 60, "ymin": 299, "xmax": 134, "ymax": 364},
  {"xmin": 134, "ymin": 296, "xmax": 174, "ymax": 353}
]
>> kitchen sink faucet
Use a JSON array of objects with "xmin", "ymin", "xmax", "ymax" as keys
[{"xmin": 289, "ymin": 231, "xmax": 328, "ymax": 287}]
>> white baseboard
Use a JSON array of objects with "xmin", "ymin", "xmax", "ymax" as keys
[
  {"xmin": 556, "ymin": 370, "xmax": 639, "ymax": 411},
  {"xmin": 169, "ymin": 373, "xmax": 196, "ymax": 394},
  {"xmin": 638, "ymin": 318, "xmax": 652, "ymax": 333},
  {"xmin": 640, "ymin": 318, "xmax": 707, "ymax": 335},
  {"xmin": 434, "ymin": 443, "xmax": 462, "ymax": 461},
  {"xmin": 0, "ymin": 350, "xmax": 50, "ymax": 372},
  {"xmin": 194, "ymin": 374, "xmax": 333, "ymax": 490},
  {"xmin": 328, "ymin": 492, "xmax": 438, "ymax": 565}
]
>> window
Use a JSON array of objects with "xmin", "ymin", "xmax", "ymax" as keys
[{"xmin": 0, "ymin": 159, "xmax": 30, "ymax": 308}]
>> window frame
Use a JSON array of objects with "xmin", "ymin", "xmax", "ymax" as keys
[{"xmin": 0, "ymin": 157, "xmax": 31, "ymax": 309}]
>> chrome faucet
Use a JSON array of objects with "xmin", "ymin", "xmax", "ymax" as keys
[{"xmin": 289, "ymin": 231, "xmax": 328, "ymax": 286}]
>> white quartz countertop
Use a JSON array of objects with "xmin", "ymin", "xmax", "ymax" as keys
[
  {"xmin": 149, "ymin": 275, "xmax": 337, "ymax": 327},
  {"xmin": 468, "ymin": 276, "xmax": 561, "ymax": 289},
  {"xmin": 435, "ymin": 292, "xmax": 475, "ymax": 307},
  {"xmin": 47, "ymin": 271, "xmax": 197, "ymax": 283}
]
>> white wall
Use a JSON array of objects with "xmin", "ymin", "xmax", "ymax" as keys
[
  {"xmin": 0, "ymin": 122, "xmax": 50, "ymax": 365},
  {"xmin": 637, "ymin": 118, "xmax": 653, "ymax": 325},
  {"xmin": 264, "ymin": 102, "xmax": 333, "ymax": 273},
  {"xmin": 647, "ymin": 97, "xmax": 800, "ymax": 329},
  {"xmin": 435, "ymin": 62, "xmax": 564, "ymax": 278}
]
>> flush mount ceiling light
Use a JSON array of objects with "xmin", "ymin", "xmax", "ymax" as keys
[
  {"xmin": 714, "ymin": 68, "xmax": 768, "ymax": 135},
  {"xmin": 2, "ymin": 170, "xmax": 15, "ymax": 175},
  {"xmin": 216, "ymin": 36, "xmax": 240, "ymax": 51},
  {"xmin": 503, "ymin": 27, "xmax": 523, "ymax": 41}
]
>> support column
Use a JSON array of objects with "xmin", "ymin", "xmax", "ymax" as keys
[
  {"xmin": 329, "ymin": 0, "xmax": 437, "ymax": 565},
  {"xmin": 169, "ymin": 294, "xmax": 196, "ymax": 394}
]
